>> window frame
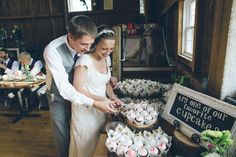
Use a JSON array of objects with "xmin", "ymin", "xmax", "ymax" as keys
[
  {"xmin": 178, "ymin": 0, "xmax": 198, "ymax": 70},
  {"xmin": 67, "ymin": 0, "xmax": 92, "ymax": 12}
]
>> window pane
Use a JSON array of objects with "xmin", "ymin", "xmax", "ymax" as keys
[
  {"xmin": 140, "ymin": 0, "xmax": 145, "ymax": 14},
  {"xmin": 181, "ymin": 0, "xmax": 196, "ymax": 58},
  {"xmin": 186, "ymin": 28, "xmax": 194, "ymax": 41},
  {"xmin": 68, "ymin": 0, "xmax": 92, "ymax": 12},
  {"xmin": 189, "ymin": 0, "xmax": 196, "ymax": 26},
  {"xmin": 185, "ymin": 28, "xmax": 194, "ymax": 53},
  {"xmin": 186, "ymin": 40, "xmax": 193, "ymax": 54}
]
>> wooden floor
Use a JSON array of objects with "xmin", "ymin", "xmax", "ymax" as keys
[{"xmin": 0, "ymin": 103, "xmax": 57, "ymax": 157}]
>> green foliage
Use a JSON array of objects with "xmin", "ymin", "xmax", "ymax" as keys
[
  {"xmin": 172, "ymin": 73, "xmax": 192, "ymax": 88},
  {"xmin": 201, "ymin": 130, "xmax": 233, "ymax": 156}
]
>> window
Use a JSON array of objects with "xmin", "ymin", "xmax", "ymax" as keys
[
  {"xmin": 179, "ymin": 0, "xmax": 196, "ymax": 59},
  {"xmin": 140, "ymin": 0, "xmax": 145, "ymax": 15},
  {"xmin": 67, "ymin": 0, "xmax": 92, "ymax": 12}
]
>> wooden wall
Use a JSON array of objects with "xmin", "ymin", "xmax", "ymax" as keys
[
  {"xmin": 69, "ymin": 0, "xmax": 143, "ymax": 26},
  {"xmin": 0, "ymin": 0, "xmax": 66, "ymax": 49},
  {"xmin": 158, "ymin": 0, "xmax": 216, "ymax": 89},
  {"xmin": 0, "ymin": 0, "xmax": 151, "ymax": 50},
  {"xmin": 159, "ymin": 0, "xmax": 234, "ymax": 98}
]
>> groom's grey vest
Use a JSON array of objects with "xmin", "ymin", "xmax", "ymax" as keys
[{"xmin": 50, "ymin": 43, "xmax": 75, "ymax": 103}]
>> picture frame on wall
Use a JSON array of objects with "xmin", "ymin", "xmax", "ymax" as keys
[
  {"xmin": 104, "ymin": 0, "xmax": 113, "ymax": 10},
  {"xmin": 124, "ymin": 36, "xmax": 144, "ymax": 64},
  {"xmin": 7, "ymin": 48, "xmax": 20, "ymax": 61}
]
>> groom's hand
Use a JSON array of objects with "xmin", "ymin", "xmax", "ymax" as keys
[{"xmin": 93, "ymin": 100, "xmax": 117, "ymax": 113}]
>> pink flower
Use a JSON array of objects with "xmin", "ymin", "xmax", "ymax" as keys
[{"xmin": 207, "ymin": 143, "xmax": 213, "ymax": 150}]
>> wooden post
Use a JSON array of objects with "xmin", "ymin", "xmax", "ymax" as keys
[{"xmin": 112, "ymin": 26, "xmax": 122, "ymax": 82}]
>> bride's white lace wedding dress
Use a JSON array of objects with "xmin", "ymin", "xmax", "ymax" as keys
[{"xmin": 69, "ymin": 54, "xmax": 111, "ymax": 157}]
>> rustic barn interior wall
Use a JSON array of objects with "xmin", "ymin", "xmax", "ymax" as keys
[
  {"xmin": 68, "ymin": 0, "xmax": 144, "ymax": 26},
  {"xmin": 0, "ymin": 0, "xmax": 66, "ymax": 54},
  {"xmin": 159, "ymin": 0, "xmax": 217, "ymax": 88}
]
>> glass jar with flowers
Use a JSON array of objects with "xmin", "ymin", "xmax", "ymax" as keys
[
  {"xmin": 22, "ymin": 64, "xmax": 32, "ymax": 81},
  {"xmin": 201, "ymin": 130, "xmax": 233, "ymax": 157}
]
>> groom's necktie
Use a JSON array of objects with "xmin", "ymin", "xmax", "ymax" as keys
[
  {"xmin": 74, "ymin": 55, "xmax": 79, "ymax": 62},
  {"xmin": 73, "ymin": 54, "xmax": 79, "ymax": 66}
]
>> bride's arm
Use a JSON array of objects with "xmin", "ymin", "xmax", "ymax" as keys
[
  {"xmin": 106, "ymin": 82, "xmax": 123, "ymax": 106},
  {"xmin": 73, "ymin": 65, "xmax": 105, "ymax": 101}
]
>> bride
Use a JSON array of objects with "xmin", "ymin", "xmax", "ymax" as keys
[{"xmin": 69, "ymin": 25, "xmax": 122, "ymax": 157}]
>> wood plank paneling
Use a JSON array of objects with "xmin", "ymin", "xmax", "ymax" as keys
[
  {"xmin": 0, "ymin": 0, "xmax": 65, "ymax": 50},
  {"xmin": 69, "ymin": 0, "xmax": 140, "ymax": 26}
]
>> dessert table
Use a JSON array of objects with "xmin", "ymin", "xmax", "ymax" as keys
[
  {"xmin": 93, "ymin": 120, "xmax": 203, "ymax": 157},
  {"xmin": 93, "ymin": 134, "xmax": 108, "ymax": 157},
  {"xmin": 0, "ymin": 79, "xmax": 45, "ymax": 89},
  {"xmin": 0, "ymin": 79, "xmax": 45, "ymax": 123}
]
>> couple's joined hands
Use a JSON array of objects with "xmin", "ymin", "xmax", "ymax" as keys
[{"xmin": 93, "ymin": 98, "xmax": 123, "ymax": 114}]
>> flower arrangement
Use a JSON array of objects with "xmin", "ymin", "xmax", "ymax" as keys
[
  {"xmin": 201, "ymin": 130, "xmax": 233, "ymax": 157},
  {"xmin": 23, "ymin": 64, "xmax": 32, "ymax": 80}
]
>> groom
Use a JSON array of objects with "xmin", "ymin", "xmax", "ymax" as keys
[{"xmin": 43, "ymin": 15, "xmax": 117, "ymax": 157}]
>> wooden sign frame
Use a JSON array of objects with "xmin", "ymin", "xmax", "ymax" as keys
[{"xmin": 162, "ymin": 83, "xmax": 236, "ymax": 146}]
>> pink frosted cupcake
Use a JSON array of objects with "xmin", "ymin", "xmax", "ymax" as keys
[
  {"xmin": 148, "ymin": 146, "xmax": 160, "ymax": 157},
  {"xmin": 106, "ymin": 139, "xmax": 118, "ymax": 152},
  {"xmin": 137, "ymin": 147, "xmax": 149, "ymax": 157},
  {"xmin": 158, "ymin": 143, "xmax": 168, "ymax": 153},
  {"xmin": 125, "ymin": 149, "xmax": 137, "ymax": 157}
]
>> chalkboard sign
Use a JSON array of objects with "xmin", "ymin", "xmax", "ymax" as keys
[
  {"xmin": 170, "ymin": 93, "xmax": 235, "ymax": 132},
  {"xmin": 162, "ymin": 83, "xmax": 236, "ymax": 146}
]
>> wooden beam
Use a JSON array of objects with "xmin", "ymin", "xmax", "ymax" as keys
[
  {"xmin": 160, "ymin": 0, "xmax": 178, "ymax": 17},
  {"xmin": 112, "ymin": 26, "xmax": 122, "ymax": 81},
  {"xmin": 208, "ymin": 0, "xmax": 233, "ymax": 98}
]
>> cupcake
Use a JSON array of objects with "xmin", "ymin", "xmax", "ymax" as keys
[
  {"xmin": 116, "ymin": 144, "xmax": 129, "ymax": 156},
  {"xmin": 142, "ymin": 103, "xmax": 148, "ymax": 109},
  {"xmin": 148, "ymin": 146, "xmax": 160, "ymax": 157},
  {"xmin": 106, "ymin": 139, "xmax": 118, "ymax": 152},
  {"xmin": 144, "ymin": 115, "xmax": 155, "ymax": 125},
  {"xmin": 140, "ymin": 110, "xmax": 149, "ymax": 117},
  {"xmin": 120, "ymin": 137, "xmax": 133, "ymax": 148},
  {"xmin": 127, "ymin": 111, "xmax": 137, "ymax": 121},
  {"xmin": 137, "ymin": 147, "xmax": 149, "ymax": 157},
  {"xmin": 125, "ymin": 149, "xmax": 137, "ymax": 157},
  {"xmin": 134, "ymin": 115, "xmax": 144, "ymax": 125},
  {"xmin": 160, "ymin": 135, "xmax": 169, "ymax": 144},
  {"xmin": 136, "ymin": 106, "xmax": 143, "ymax": 113},
  {"xmin": 158, "ymin": 143, "xmax": 168, "ymax": 153},
  {"xmin": 150, "ymin": 110, "xmax": 158, "ymax": 118},
  {"xmin": 146, "ymin": 106, "xmax": 154, "ymax": 112}
]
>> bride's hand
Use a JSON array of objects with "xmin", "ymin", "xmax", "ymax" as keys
[
  {"xmin": 93, "ymin": 100, "xmax": 117, "ymax": 114},
  {"xmin": 110, "ymin": 97, "xmax": 123, "ymax": 109}
]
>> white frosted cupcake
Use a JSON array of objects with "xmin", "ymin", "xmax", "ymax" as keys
[
  {"xmin": 150, "ymin": 110, "xmax": 158, "ymax": 118},
  {"xmin": 134, "ymin": 115, "xmax": 144, "ymax": 125},
  {"xmin": 146, "ymin": 106, "xmax": 154, "ymax": 112},
  {"xmin": 144, "ymin": 115, "xmax": 156, "ymax": 125},
  {"xmin": 140, "ymin": 110, "xmax": 149, "ymax": 117},
  {"xmin": 127, "ymin": 111, "xmax": 137, "ymax": 122},
  {"xmin": 116, "ymin": 144, "xmax": 129, "ymax": 156},
  {"xmin": 137, "ymin": 147, "xmax": 149, "ymax": 157}
]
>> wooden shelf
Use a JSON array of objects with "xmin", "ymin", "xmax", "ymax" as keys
[
  {"xmin": 123, "ymin": 66, "xmax": 174, "ymax": 72},
  {"xmin": 0, "ymin": 13, "xmax": 63, "ymax": 20}
]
